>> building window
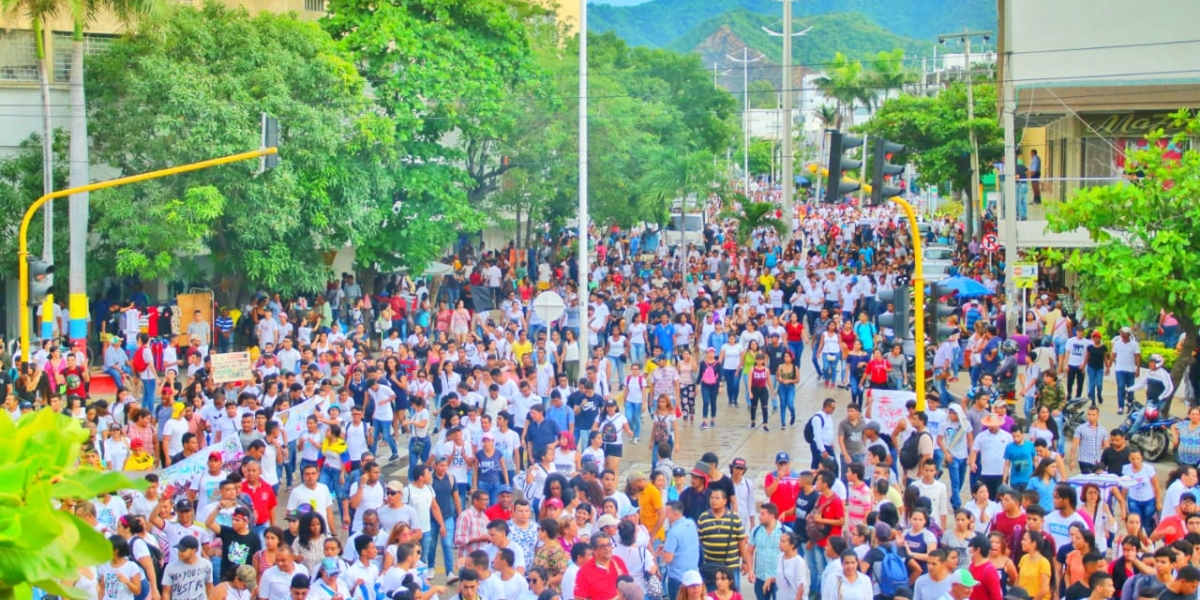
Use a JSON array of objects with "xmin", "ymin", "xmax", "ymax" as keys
[
  {"xmin": 52, "ymin": 32, "xmax": 115, "ymax": 83},
  {"xmin": 0, "ymin": 30, "xmax": 39, "ymax": 83},
  {"xmin": 305, "ymin": 0, "xmax": 325, "ymax": 12}
]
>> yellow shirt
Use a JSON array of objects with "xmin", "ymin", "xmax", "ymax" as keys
[
  {"xmin": 512, "ymin": 340, "xmax": 533, "ymax": 364},
  {"xmin": 758, "ymin": 274, "xmax": 776, "ymax": 293},
  {"xmin": 1018, "ymin": 554, "xmax": 1051, "ymax": 599},
  {"xmin": 124, "ymin": 451, "xmax": 154, "ymax": 471},
  {"xmin": 644, "ymin": 360, "xmax": 659, "ymax": 376},
  {"xmin": 640, "ymin": 483, "xmax": 665, "ymax": 539}
]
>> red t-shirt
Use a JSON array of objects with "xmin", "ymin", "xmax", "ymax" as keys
[
  {"xmin": 574, "ymin": 556, "xmax": 628, "ymax": 600},
  {"xmin": 484, "ymin": 504, "xmax": 513, "ymax": 522},
  {"xmin": 969, "ymin": 560, "xmax": 1003, "ymax": 600},
  {"xmin": 241, "ymin": 480, "xmax": 277, "ymax": 526},
  {"xmin": 816, "ymin": 492, "xmax": 845, "ymax": 548},
  {"xmin": 785, "ymin": 322, "xmax": 804, "ymax": 343},
  {"xmin": 865, "ymin": 359, "xmax": 890, "ymax": 384},
  {"xmin": 765, "ymin": 471, "xmax": 800, "ymax": 523}
]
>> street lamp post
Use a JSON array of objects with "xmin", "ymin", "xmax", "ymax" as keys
[
  {"xmin": 577, "ymin": 0, "xmax": 590, "ymax": 354},
  {"xmin": 764, "ymin": 4, "xmax": 812, "ymax": 238},
  {"xmin": 937, "ymin": 29, "xmax": 992, "ymax": 241},
  {"xmin": 728, "ymin": 48, "xmax": 765, "ymax": 194}
]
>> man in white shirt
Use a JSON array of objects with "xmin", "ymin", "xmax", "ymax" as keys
[
  {"xmin": 257, "ymin": 546, "xmax": 307, "ymax": 600},
  {"xmin": 1108, "ymin": 326, "xmax": 1142, "ymax": 414},
  {"xmin": 276, "ymin": 338, "xmax": 302, "ymax": 375},
  {"xmin": 288, "ymin": 464, "xmax": 336, "ymax": 528},
  {"xmin": 367, "ymin": 377, "xmax": 399, "ymax": 460},
  {"xmin": 968, "ymin": 415, "xmax": 1014, "ymax": 498},
  {"xmin": 348, "ymin": 461, "xmax": 385, "ymax": 535},
  {"xmin": 376, "ymin": 480, "xmax": 419, "ymax": 534}
]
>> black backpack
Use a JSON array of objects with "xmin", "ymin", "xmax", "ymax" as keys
[
  {"xmin": 803, "ymin": 414, "xmax": 823, "ymax": 444},
  {"xmin": 899, "ymin": 431, "xmax": 931, "ymax": 470}
]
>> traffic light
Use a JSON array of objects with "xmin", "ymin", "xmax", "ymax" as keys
[
  {"xmin": 825, "ymin": 131, "xmax": 864, "ymax": 203},
  {"xmin": 261, "ymin": 113, "xmax": 280, "ymax": 170},
  {"xmin": 877, "ymin": 287, "xmax": 912, "ymax": 340},
  {"xmin": 27, "ymin": 257, "xmax": 54, "ymax": 305},
  {"xmin": 926, "ymin": 281, "xmax": 960, "ymax": 344},
  {"xmin": 870, "ymin": 138, "xmax": 905, "ymax": 205}
]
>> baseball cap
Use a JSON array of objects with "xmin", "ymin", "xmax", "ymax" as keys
[
  {"xmin": 627, "ymin": 470, "xmax": 647, "ymax": 483},
  {"xmin": 386, "ymin": 480, "xmax": 404, "ymax": 493},
  {"xmin": 950, "ymin": 569, "xmax": 979, "ymax": 588},
  {"xmin": 672, "ymin": 467, "xmax": 687, "ymax": 478},
  {"xmin": 864, "ymin": 421, "xmax": 882, "ymax": 433},
  {"xmin": 285, "ymin": 509, "xmax": 303, "ymax": 521},
  {"xmin": 605, "ymin": 398, "xmax": 618, "ymax": 407},
  {"xmin": 775, "ymin": 452, "xmax": 790, "ymax": 464},
  {"xmin": 174, "ymin": 499, "xmax": 194, "ymax": 513},
  {"xmin": 874, "ymin": 522, "xmax": 892, "ymax": 541},
  {"xmin": 681, "ymin": 571, "xmax": 704, "ymax": 587},
  {"xmin": 130, "ymin": 438, "xmax": 145, "ymax": 449},
  {"xmin": 232, "ymin": 506, "xmax": 253, "ymax": 521},
  {"xmin": 208, "ymin": 451, "xmax": 223, "ymax": 462},
  {"xmin": 596, "ymin": 515, "xmax": 620, "ymax": 528},
  {"xmin": 730, "ymin": 458, "xmax": 747, "ymax": 470},
  {"xmin": 320, "ymin": 557, "xmax": 341, "ymax": 576},
  {"xmin": 1120, "ymin": 326, "xmax": 1133, "ymax": 334},
  {"xmin": 1182, "ymin": 492, "xmax": 1197, "ymax": 504},
  {"xmin": 582, "ymin": 462, "xmax": 600, "ymax": 475},
  {"xmin": 497, "ymin": 485, "xmax": 513, "ymax": 495},
  {"xmin": 544, "ymin": 497, "xmax": 564, "ymax": 509},
  {"xmin": 175, "ymin": 535, "xmax": 200, "ymax": 551}
]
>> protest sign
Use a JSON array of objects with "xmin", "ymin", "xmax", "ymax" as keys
[
  {"xmin": 155, "ymin": 435, "xmax": 244, "ymax": 500},
  {"xmin": 865, "ymin": 389, "xmax": 916, "ymax": 436},
  {"xmin": 210, "ymin": 352, "xmax": 254, "ymax": 383},
  {"xmin": 275, "ymin": 397, "xmax": 320, "ymax": 441}
]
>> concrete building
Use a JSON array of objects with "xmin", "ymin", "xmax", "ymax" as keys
[{"xmin": 998, "ymin": 0, "xmax": 1200, "ymax": 248}]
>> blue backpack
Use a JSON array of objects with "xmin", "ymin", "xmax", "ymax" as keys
[{"xmin": 875, "ymin": 543, "xmax": 909, "ymax": 596}]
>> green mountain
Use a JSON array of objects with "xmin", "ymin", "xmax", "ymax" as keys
[
  {"xmin": 667, "ymin": 9, "xmax": 931, "ymax": 67},
  {"xmin": 588, "ymin": 0, "xmax": 995, "ymax": 49}
]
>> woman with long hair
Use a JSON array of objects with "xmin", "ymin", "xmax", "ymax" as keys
[
  {"xmin": 697, "ymin": 347, "xmax": 722, "ymax": 430},
  {"xmin": 1028, "ymin": 458, "xmax": 1058, "ymax": 512},
  {"xmin": 1079, "ymin": 483, "xmax": 1117, "ymax": 555},
  {"xmin": 1172, "ymin": 407, "xmax": 1200, "ymax": 466},
  {"xmin": 677, "ymin": 349, "xmax": 697, "ymax": 421},
  {"xmin": 292, "ymin": 512, "xmax": 331, "ymax": 574},
  {"xmin": 963, "ymin": 482, "xmax": 1000, "ymax": 534},
  {"xmin": 650, "ymin": 394, "xmax": 680, "ymax": 471},
  {"xmin": 1018, "ymin": 530, "xmax": 1052, "ymax": 600},
  {"xmin": 987, "ymin": 531, "xmax": 1017, "ymax": 595},
  {"xmin": 1063, "ymin": 524, "xmax": 1101, "ymax": 588},
  {"xmin": 97, "ymin": 535, "xmax": 142, "ymax": 600},
  {"xmin": 708, "ymin": 565, "xmax": 743, "ymax": 600},
  {"xmin": 614, "ymin": 520, "xmax": 656, "ymax": 592},
  {"xmin": 826, "ymin": 552, "xmax": 872, "ymax": 600},
  {"xmin": 253, "ymin": 526, "xmax": 287, "ymax": 577}
]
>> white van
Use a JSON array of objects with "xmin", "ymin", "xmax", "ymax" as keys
[{"xmin": 663, "ymin": 212, "xmax": 706, "ymax": 249}]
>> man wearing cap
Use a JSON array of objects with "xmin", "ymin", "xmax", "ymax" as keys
[
  {"xmin": 376, "ymin": 480, "xmax": 419, "ymax": 534},
  {"xmin": 680, "ymin": 465, "xmax": 710, "ymax": 521},
  {"xmin": 968, "ymin": 415, "xmax": 1013, "ymax": 498},
  {"xmin": 1151, "ymin": 492, "xmax": 1197, "ymax": 545},
  {"xmin": 942, "ymin": 569, "xmax": 983, "ymax": 600},
  {"xmin": 188, "ymin": 451, "xmax": 228, "ymax": 513},
  {"xmin": 630, "ymin": 470, "xmax": 665, "ymax": 540},
  {"xmin": 308, "ymin": 557, "xmax": 352, "ymax": 600},
  {"xmin": 765, "ymin": 453, "xmax": 800, "ymax": 528},
  {"xmin": 1107, "ymin": 327, "xmax": 1141, "ymax": 414},
  {"xmin": 161, "ymin": 535, "xmax": 213, "ymax": 600}
]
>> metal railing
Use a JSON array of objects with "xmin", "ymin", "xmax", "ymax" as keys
[{"xmin": 987, "ymin": 176, "xmax": 1128, "ymax": 221}]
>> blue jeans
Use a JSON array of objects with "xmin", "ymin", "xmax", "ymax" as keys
[
  {"xmin": 1128, "ymin": 497, "xmax": 1157, "ymax": 533},
  {"xmin": 1115, "ymin": 370, "xmax": 1135, "ymax": 410},
  {"xmin": 422, "ymin": 517, "xmax": 456, "ymax": 574},
  {"xmin": 849, "ymin": 376, "xmax": 864, "ymax": 407},
  {"xmin": 625, "ymin": 401, "xmax": 643, "ymax": 439},
  {"xmin": 701, "ymin": 384, "xmax": 719, "ymax": 419},
  {"xmin": 1087, "ymin": 366, "xmax": 1105, "ymax": 401},
  {"xmin": 1163, "ymin": 325, "xmax": 1181, "ymax": 349},
  {"xmin": 611, "ymin": 355, "xmax": 626, "ymax": 387},
  {"xmin": 372, "ymin": 418, "xmax": 398, "ymax": 457},
  {"xmin": 318, "ymin": 466, "xmax": 345, "ymax": 522},
  {"xmin": 1017, "ymin": 182, "xmax": 1028, "ymax": 219},
  {"xmin": 821, "ymin": 353, "xmax": 839, "ymax": 385},
  {"xmin": 408, "ymin": 436, "xmax": 430, "ymax": 481},
  {"xmin": 803, "ymin": 543, "xmax": 826, "ymax": 597},
  {"xmin": 778, "ymin": 384, "xmax": 795, "ymax": 426},
  {"xmin": 631, "ymin": 344, "xmax": 646, "ymax": 366},
  {"xmin": 478, "ymin": 479, "xmax": 504, "ymax": 505},
  {"xmin": 754, "ymin": 578, "xmax": 776, "ymax": 600},
  {"xmin": 103, "ymin": 367, "xmax": 127, "ymax": 392},
  {"xmin": 787, "ymin": 341, "xmax": 804, "ymax": 366},
  {"xmin": 140, "ymin": 378, "xmax": 156, "ymax": 412},
  {"xmin": 723, "ymin": 369, "xmax": 741, "ymax": 405},
  {"xmin": 948, "ymin": 456, "xmax": 967, "ymax": 509},
  {"xmin": 668, "ymin": 579, "xmax": 683, "ymax": 600}
]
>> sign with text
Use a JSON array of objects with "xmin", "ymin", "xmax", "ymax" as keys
[
  {"xmin": 210, "ymin": 352, "xmax": 254, "ymax": 383},
  {"xmin": 156, "ymin": 436, "xmax": 244, "ymax": 500},
  {"xmin": 275, "ymin": 397, "xmax": 320, "ymax": 442},
  {"xmin": 865, "ymin": 389, "xmax": 916, "ymax": 436},
  {"xmin": 1013, "ymin": 262, "xmax": 1039, "ymax": 289}
]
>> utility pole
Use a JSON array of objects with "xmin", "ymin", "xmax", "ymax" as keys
[
  {"xmin": 728, "ymin": 48, "xmax": 765, "ymax": 195},
  {"xmin": 938, "ymin": 29, "xmax": 992, "ymax": 241},
  {"xmin": 577, "ymin": 0, "xmax": 590, "ymax": 354},
  {"xmin": 764, "ymin": 8, "xmax": 811, "ymax": 238},
  {"xmin": 1001, "ymin": 51, "xmax": 1019, "ymax": 336}
]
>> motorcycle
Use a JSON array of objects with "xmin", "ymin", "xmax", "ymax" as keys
[
  {"xmin": 1060, "ymin": 396, "xmax": 1091, "ymax": 441},
  {"xmin": 1117, "ymin": 397, "xmax": 1178, "ymax": 462}
]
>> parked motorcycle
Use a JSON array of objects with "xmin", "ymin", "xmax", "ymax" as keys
[
  {"xmin": 1117, "ymin": 397, "xmax": 1178, "ymax": 462},
  {"xmin": 1059, "ymin": 396, "xmax": 1091, "ymax": 441}
]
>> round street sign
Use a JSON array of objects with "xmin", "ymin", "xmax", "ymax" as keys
[
  {"xmin": 533, "ymin": 291, "xmax": 565, "ymax": 323},
  {"xmin": 983, "ymin": 234, "xmax": 999, "ymax": 252}
]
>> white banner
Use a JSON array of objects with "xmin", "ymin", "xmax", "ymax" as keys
[
  {"xmin": 865, "ymin": 389, "xmax": 916, "ymax": 437},
  {"xmin": 274, "ymin": 397, "xmax": 320, "ymax": 442},
  {"xmin": 156, "ymin": 436, "xmax": 244, "ymax": 499}
]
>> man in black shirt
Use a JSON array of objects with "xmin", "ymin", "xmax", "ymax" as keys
[
  {"xmin": 1099, "ymin": 430, "xmax": 1131, "ymax": 475},
  {"xmin": 700, "ymin": 453, "xmax": 738, "ymax": 515},
  {"xmin": 568, "ymin": 379, "xmax": 601, "ymax": 439},
  {"xmin": 1063, "ymin": 553, "xmax": 1106, "ymax": 600},
  {"xmin": 786, "ymin": 472, "xmax": 820, "ymax": 547},
  {"xmin": 679, "ymin": 467, "xmax": 710, "ymax": 521},
  {"xmin": 1160, "ymin": 566, "xmax": 1200, "ymax": 600}
]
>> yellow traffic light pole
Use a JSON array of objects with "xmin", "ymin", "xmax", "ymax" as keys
[
  {"xmin": 892, "ymin": 196, "xmax": 927, "ymax": 411},
  {"xmin": 18, "ymin": 147, "xmax": 277, "ymax": 364}
]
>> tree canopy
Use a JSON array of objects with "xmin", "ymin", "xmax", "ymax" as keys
[
  {"xmin": 1047, "ymin": 109, "xmax": 1200, "ymax": 398},
  {"xmin": 85, "ymin": 3, "xmax": 393, "ymax": 299}
]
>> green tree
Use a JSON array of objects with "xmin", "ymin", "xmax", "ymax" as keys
[
  {"xmin": 866, "ymin": 48, "xmax": 917, "ymax": 100},
  {"xmin": 86, "ymin": 4, "xmax": 393, "ymax": 302},
  {"xmin": 857, "ymin": 82, "xmax": 1001, "ymax": 195},
  {"xmin": 748, "ymin": 139, "xmax": 774, "ymax": 177},
  {"xmin": 322, "ymin": 0, "xmax": 535, "ymax": 271},
  {"xmin": 813, "ymin": 52, "xmax": 869, "ymax": 129},
  {"xmin": 1046, "ymin": 109, "xmax": 1200, "ymax": 413},
  {"xmin": 748, "ymin": 79, "xmax": 777, "ymax": 109},
  {"xmin": 0, "ymin": 132, "xmax": 68, "ymax": 283},
  {"xmin": 0, "ymin": 409, "xmax": 145, "ymax": 600},
  {"xmin": 721, "ymin": 197, "xmax": 785, "ymax": 245}
]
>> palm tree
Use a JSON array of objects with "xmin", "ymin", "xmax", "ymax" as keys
[
  {"xmin": 816, "ymin": 105, "xmax": 839, "ymax": 129},
  {"xmin": 721, "ymin": 198, "xmax": 786, "ymax": 245},
  {"xmin": 65, "ymin": 0, "xmax": 164, "ymax": 340},
  {"xmin": 642, "ymin": 149, "xmax": 719, "ymax": 225},
  {"xmin": 813, "ymin": 52, "xmax": 866, "ymax": 129},
  {"xmin": 867, "ymin": 48, "xmax": 917, "ymax": 102}
]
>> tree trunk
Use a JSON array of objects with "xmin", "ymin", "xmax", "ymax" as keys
[
  {"xmin": 34, "ymin": 20, "xmax": 54, "ymax": 263},
  {"xmin": 68, "ymin": 27, "xmax": 90, "ymax": 346}
]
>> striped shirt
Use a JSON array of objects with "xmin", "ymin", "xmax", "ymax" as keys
[
  {"xmin": 1073, "ymin": 423, "xmax": 1109, "ymax": 465},
  {"xmin": 696, "ymin": 509, "xmax": 745, "ymax": 567}
]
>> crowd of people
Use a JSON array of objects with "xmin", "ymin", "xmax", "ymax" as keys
[{"xmin": 20, "ymin": 197, "xmax": 1198, "ymax": 600}]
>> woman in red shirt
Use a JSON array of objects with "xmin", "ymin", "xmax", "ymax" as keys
[
  {"xmin": 784, "ymin": 312, "xmax": 805, "ymax": 363},
  {"xmin": 863, "ymin": 348, "xmax": 892, "ymax": 390}
]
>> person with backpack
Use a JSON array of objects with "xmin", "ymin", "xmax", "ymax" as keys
[
  {"xmin": 118, "ymin": 514, "xmax": 163, "ymax": 600},
  {"xmin": 804, "ymin": 399, "xmax": 837, "ymax": 470},
  {"xmin": 859, "ymin": 522, "xmax": 911, "ymax": 598},
  {"xmin": 623, "ymin": 362, "xmax": 649, "ymax": 444},
  {"xmin": 697, "ymin": 348, "xmax": 723, "ymax": 430},
  {"xmin": 650, "ymin": 394, "xmax": 680, "ymax": 471},
  {"xmin": 133, "ymin": 333, "xmax": 158, "ymax": 412},
  {"xmin": 900, "ymin": 412, "xmax": 935, "ymax": 485},
  {"xmin": 592, "ymin": 398, "xmax": 633, "ymax": 473}
]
